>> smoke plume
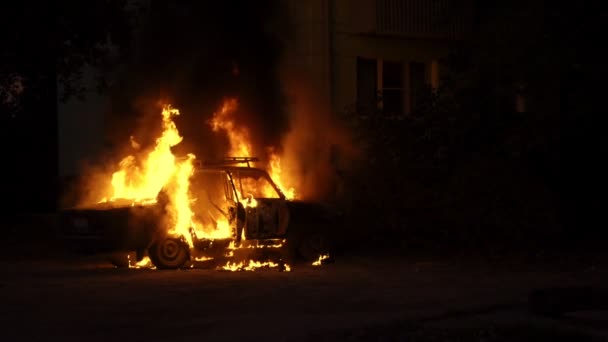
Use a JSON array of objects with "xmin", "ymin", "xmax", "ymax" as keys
[{"xmin": 106, "ymin": 0, "xmax": 291, "ymax": 160}]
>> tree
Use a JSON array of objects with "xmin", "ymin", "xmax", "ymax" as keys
[
  {"xmin": 0, "ymin": 1, "xmax": 139, "ymax": 113},
  {"xmin": 337, "ymin": 1, "xmax": 603, "ymax": 252},
  {"xmin": 0, "ymin": 1, "xmax": 138, "ymax": 213}
]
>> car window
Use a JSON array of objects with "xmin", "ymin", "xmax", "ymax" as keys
[
  {"xmin": 234, "ymin": 170, "xmax": 281, "ymax": 199},
  {"xmin": 190, "ymin": 170, "xmax": 232, "ymax": 225}
]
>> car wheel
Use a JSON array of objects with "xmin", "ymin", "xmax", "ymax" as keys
[
  {"xmin": 148, "ymin": 237, "xmax": 190, "ymax": 269},
  {"xmin": 297, "ymin": 231, "xmax": 331, "ymax": 262}
]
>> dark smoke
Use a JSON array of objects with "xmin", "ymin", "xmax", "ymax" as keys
[{"xmin": 106, "ymin": 0, "xmax": 292, "ymax": 160}]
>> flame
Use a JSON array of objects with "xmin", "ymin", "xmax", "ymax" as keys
[
  {"xmin": 220, "ymin": 260, "xmax": 290, "ymax": 272},
  {"xmin": 194, "ymin": 256, "xmax": 214, "ymax": 262},
  {"xmin": 99, "ymin": 104, "xmax": 202, "ymax": 247},
  {"xmin": 98, "ymin": 104, "xmax": 240, "ymax": 248},
  {"xmin": 103, "ymin": 105, "xmax": 184, "ymax": 204},
  {"xmin": 128, "ymin": 255, "xmax": 154, "ymax": 269},
  {"xmin": 210, "ymin": 98, "xmax": 252, "ymax": 157},
  {"xmin": 167, "ymin": 154, "xmax": 196, "ymax": 247},
  {"xmin": 220, "ymin": 239, "xmax": 289, "ymax": 271},
  {"xmin": 209, "ymin": 98, "xmax": 297, "ymax": 200},
  {"xmin": 191, "ymin": 217, "xmax": 233, "ymax": 241},
  {"xmin": 228, "ymin": 239, "xmax": 285, "ymax": 250},
  {"xmin": 312, "ymin": 254, "xmax": 330, "ymax": 266},
  {"xmin": 95, "ymin": 99, "xmax": 302, "ymax": 270},
  {"xmin": 238, "ymin": 191, "xmax": 257, "ymax": 208},
  {"xmin": 268, "ymin": 152, "xmax": 296, "ymax": 200}
]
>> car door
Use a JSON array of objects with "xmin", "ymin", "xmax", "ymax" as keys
[
  {"xmin": 190, "ymin": 169, "xmax": 239, "ymax": 240},
  {"xmin": 231, "ymin": 169, "xmax": 289, "ymax": 239}
]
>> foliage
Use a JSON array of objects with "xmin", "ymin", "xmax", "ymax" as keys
[
  {"xmin": 0, "ymin": 0, "xmax": 141, "ymax": 114},
  {"xmin": 335, "ymin": 2, "xmax": 581, "ymax": 252}
]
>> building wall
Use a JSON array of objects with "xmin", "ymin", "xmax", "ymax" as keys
[
  {"xmin": 283, "ymin": 0, "xmax": 332, "ymax": 107},
  {"xmin": 285, "ymin": 0, "xmax": 470, "ymax": 115}
]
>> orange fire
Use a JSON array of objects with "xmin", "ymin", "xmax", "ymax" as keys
[
  {"xmin": 210, "ymin": 98, "xmax": 252, "ymax": 157},
  {"xmin": 98, "ymin": 105, "xmax": 202, "ymax": 247},
  {"xmin": 100, "ymin": 105, "xmax": 185, "ymax": 204},
  {"xmin": 96, "ymin": 101, "xmax": 296, "ymax": 271},
  {"xmin": 210, "ymin": 98, "xmax": 297, "ymax": 200},
  {"xmin": 268, "ymin": 151, "xmax": 296, "ymax": 200},
  {"xmin": 312, "ymin": 254, "xmax": 330, "ymax": 266},
  {"xmin": 128, "ymin": 255, "xmax": 154, "ymax": 269},
  {"xmin": 98, "ymin": 104, "xmax": 231, "ymax": 248},
  {"xmin": 221, "ymin": 260, "xmax": 290, "ymax": 272},
  {"xmin": 167, "ymin": 153, "xmax": 196, "ymax": 246}
]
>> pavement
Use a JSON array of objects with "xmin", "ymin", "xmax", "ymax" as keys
[{"xmin": 1, "ymin": 252, "xmax": 607, "ymax": 341}]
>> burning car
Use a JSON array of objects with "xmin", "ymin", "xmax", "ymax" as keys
[{"xmin": 57, "ymin": 157, "xmax": 338, "ymax": 269}]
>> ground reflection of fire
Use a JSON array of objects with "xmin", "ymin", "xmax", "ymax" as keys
[{"xmin": 95, "ymin": 102, "xmax": 300, "ymax": 272}]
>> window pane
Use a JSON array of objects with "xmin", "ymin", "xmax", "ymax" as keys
[
  {"xmin": 356, "ymin": 57, "xmax": 378, "ymax": 114},
  {"xmin": 383, "ymin": 61, "xmax": 403, "ymax": 88},
  {"xmin": 410, "ymin": 61, "xmax": 426, "ymax": 112},
  {"xmin": 190, "ymin": 171, "xmax": 230, "ymax": 227},
  {"xmin": 382, "ymin": 89, "xmax": 403, "ymax": 115},
  {"xmin": 237, "ymin": 170, "xmax": 280, "ymax": 199}
]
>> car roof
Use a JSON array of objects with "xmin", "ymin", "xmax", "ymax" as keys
[
  {"xmin": 193, "ymin": 165, "xmax": 285, "ymax": 199},
  {"xmin": 195, "ymin": 165, "xmax": 269, "ymax": 174}
]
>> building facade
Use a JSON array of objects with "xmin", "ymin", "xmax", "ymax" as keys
[{"xmin": 284, "ymin": 0, "xmax": 472, "ymax": 116}]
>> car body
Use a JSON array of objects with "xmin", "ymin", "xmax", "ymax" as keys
[{"xmin": 57, "ymin": 158, "xmax": 339, "ymax": 269}]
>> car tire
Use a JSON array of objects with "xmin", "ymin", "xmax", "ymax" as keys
[{"xmin": 148, "ymin": 237, "xmax": 190, "ymax": 269}]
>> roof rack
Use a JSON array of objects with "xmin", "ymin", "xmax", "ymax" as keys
[{"xmin": 201, "ymin": 156, "xmax": 259, "ymax": 168}]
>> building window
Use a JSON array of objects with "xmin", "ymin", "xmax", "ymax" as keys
[
  {"xmin": 356, "ymin": 57, "xmax": 378, "ymax": 114},
  {"xmin": 515, "ymin": 83, "xmax": 526, "ymax": 113},
  {"xmin": 357, "ymin": 57, "xmax": 436, "ymax": 115},
  {"xmin": 409, "ymin": 61, "xmax": 426, "ymax": 113},
  {"xmin": 380, "ymin": 61, "xmax": 404, "ymax": 116}
]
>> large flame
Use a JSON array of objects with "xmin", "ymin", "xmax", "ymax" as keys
[
  {"xmin": 102, "ymin": 105, "xmax": 183, "ymax": 203},
  {"xmin": 268, "ymin": 150, "xmax": 296, "ymax": 200},
  {"xmin": 210, "ymin": 98, "xmax": 253, "ymax": 157},
  {"xmin": 99, "ymin": 105, "xmax": 202, "ymax": 246},
  {"xmin": 168, "ymin": 153, "xmax": 196, "ymax": 246},
  {"xmin": 210, "ymin": 98, "xmax": 297, "ymax": 200},
  {"xmin": 97, "ymin": 101, "xmax": 297, "ymax": 270}
]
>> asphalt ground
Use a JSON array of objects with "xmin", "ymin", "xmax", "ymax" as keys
[{"xmin": 1, "ymin": 250, "xmax": 607, "ymax": 342}]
